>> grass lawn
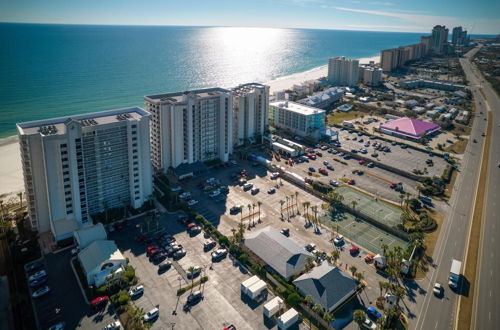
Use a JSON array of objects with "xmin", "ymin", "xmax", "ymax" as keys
[
  {"xmin": 414, "ymin": 210, "xmax": 443, "ymax": 279},
  {"xmin": 327, "ymin": 110, "xmax": 362, "ymax": 125},
  {"xmin": 445, "ymin": 138, "xmax": 469, "ymax": 154}
]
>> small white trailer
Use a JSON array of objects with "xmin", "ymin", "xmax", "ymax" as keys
[
  {"xmin": 240, "ymin": 275, "xmax": 260, "ymax": 296},
  {"xmin": 263, "ymin": 296, "xmax": 284, "ymax": 318},
  {"xmin": 278, "ymin": 308, "xmax": 299, "ymax": 329},
  {"xmin": 247, "ymin": 280, "xmax": 267, "ymax": 300}
]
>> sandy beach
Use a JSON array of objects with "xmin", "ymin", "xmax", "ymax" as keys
[{"xmin": 0, "ymin": 54, "xmax": 380, "ymax": 197}]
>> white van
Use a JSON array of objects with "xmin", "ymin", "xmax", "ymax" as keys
[{"xmin": 243, "ymin": 183, "xmax": 253, "ymax": 191}]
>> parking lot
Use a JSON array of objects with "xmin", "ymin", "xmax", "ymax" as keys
[
  {"xmin": 112, "ymin": 213, "xmax": 292, "ymax": 330},
  {"xmin": 334, "ymin": 129, "xmax": 448, "ymax": 177},
  {"xmin": 26, "ymin": 250, "xmax": 118, "ymax": 330}
]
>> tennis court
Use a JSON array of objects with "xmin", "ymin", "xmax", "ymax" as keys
[
  {"xmin": 320, "ymin": 212, "xmax": 408, "ymax": 255},
  {"xmin": 337, "ymin": 186, "xmax": 402, "ymax": 228}
]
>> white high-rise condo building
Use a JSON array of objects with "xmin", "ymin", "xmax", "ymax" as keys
[
  {"xmin": 327, "ymin": 56, "xmax": 359, "ymax": 87},
  {"xmin": 431, "ymin": 25, "xmax": 448, "ymax": 54},
  {"xmin": 17, "ymin": 107, "xmax": 153, "ymax": 242},
  {"xmin": 360, "ymin": 65, "xmax": 382, "ymax": 86},
  {"xmin": 269, "ymin": 101, "xmax": 326, "ymax": 139},
  {"xmin": 232, "ymin": 83, "xmax": 270, "ymax": 146},
  {"xmin": 145, "ymin": 88, "xmax": 233, "ymax": 172}
]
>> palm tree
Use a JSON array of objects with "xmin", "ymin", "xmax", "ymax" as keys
[
  {"xmin": 257, "ymin": 201, "xmax": 262, "ymax": 223},
  {"xmin": 311, "ymin": 206, "xmax": 318, "ymax": 230},
  {"xmin": 252, "ymin": 203, "xmax": 256, "ymax": 226},
  {"xmin": 290, "ymin": 194, "xmax": 295, "ymax": 215},
  {"xmin": 301, "ymin": 201, "xmax": 308, "ymax": 217},
  {"xmin": 295, "ymin": 191, "xmax": 300, "ymax": 214},
  {"xmin": 238, "ymin": 222, "xmax": 246, "ymax": 241},
  {"xmin": 285, "ymin": 196, "xmax": 290, "ymax": 219},
  {"xmin": 355, "ymin": 272, "xmax": 364, "ymax": 283},
  {"xmin": 330, "ymin": 250, "xmax": 340, "ymax": 266},
  {"xmin": 416, "ymin": 185, "xmax": 423, "ymax": 198},
  {"xmin": 353, "ymin": 309, "xmax": 367, "ymax": 327},
  {"xmin": 381, "ymin": 243, "xmax": 389, "ymax": 256},
  {"xmin": 350, "ymin": 265, "xmax": 357, "ymax": 277},
  {"xmin": 323, "ymin": 312, "xmax": 334, "ymax": 324},
  {"xmin": 279, "ymin": 200, "xmax": 285, "ymax": 218},
  {"xmin": 312, "ymin": 304, "xmax": 324, "ymax": 326},
  {"xmin": 351, "ymin": 200, "xmax": 358, "ymax": 212},
  {"xmin": 187, "ymin": 266, "xmax": 196, "ymax": 292},
  {"xmin": 304, "ymin": 295, "xmax": 314, "ymax": 307},
  {"xmin": 247, "ymin": 204, "xmax": 252, "ymax": 227}
]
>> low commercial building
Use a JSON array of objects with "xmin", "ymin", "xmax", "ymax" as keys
[
  {"xmin": 244, "ymin": 226, "xmax": 312, "ymax": 280},
  {"xmin": 73, "ymin": 223, "xmax": 107, "ymax": 249},
  {"xmin": 379, "ymin": 117, "xmax": 441, "ymax": 140},
  {"xmin": 398, "ymin": 78, "xmax": 464, "ymax": 91},
  {"xmin": 269, "ymin": 101, "xmax": 326, "ymax": 140},
  {"xmin": 78, "ymin": 240, "xmax": 126, "ymax": 287},
  {"xmin": 456, "ymin": 111, "xmax": 470, "ymax": 124},
  {"xmin": 293, "ymin": 263, "xmax": 358, "ymax": 313},
  {"xmin": 297, "ymin": 87, "xmax": 343, "ymax": 109},
  {"xmin": 272, "ymin": 142, "xmax": 298, "ymax": 158}
]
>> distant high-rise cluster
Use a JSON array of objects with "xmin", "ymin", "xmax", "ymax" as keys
[
  {"xmin": 327, "ymin": 56, "xmax": 360, "ymax": 87},
  {"xmin": 452, "ymin": 26, "xmax": 468, "ymax": 46},
  {"xmin": 431, "ymin": 25, "xmax": 449, "ymax": 54}
]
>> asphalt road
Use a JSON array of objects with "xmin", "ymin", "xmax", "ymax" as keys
[
  {"xmin": 470, "ymin": 47, "xmax": 500, "ymax": 330},
  {"xmin": 412, "ymin": 46, "xmax": 490, "ymax": 330}
]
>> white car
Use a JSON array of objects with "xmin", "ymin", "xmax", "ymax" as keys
[
  {"xmin": 128, "ymin": 285, "xmax": 144, "ymax": 298},
  {"xmin": 329, "ymin": 180, "xmax": 340, "ymax": 187},
  {"xmin": 209, "ymin": 190, "xmax": 220, "ymax": 198},
  {"xmin": 187, "ymin": 199, "xmax": 198, "ymax": 206},
  {"xmin": 179, "ymin": 192, "xmax": 191, "ymax": 199},
  {"xmin": 171, "ymin": 186, "xmax": 182, "ymax": 192},
  {"xmin": 103, "ymin": 320, "xmax": 122, "ymax": 330},
  {"xmin": 32, "ymin": 285, "xmax": 51, "ymax": 298},
  {"xmin": 187, "ymin": 266, "xmax": 202, "ymax": 279},
  {"xmin": 362, "ymin": 318, "xmax": 377, "ymax": 329},
  {"xmin": 143, "ymin": 307, "xmax": 159, "ymax": 322},
  {"xmin": 28, "ymin": 270, "xmax": 47, "ymax": 282},
  {"xmin": 333, "ymin": 235, "xmax": 344, "ymax": 245},
  {"xmin": 433, "ymin": 282, "xmax": 443, "ymax": 295},
  {"xmin": 211, "ymin": 249, "xmax": 228, "ymax": 260}
]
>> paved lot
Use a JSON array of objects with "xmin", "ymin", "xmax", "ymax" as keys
[
  {"xmin": 335, "ymin": 130, "xmax": 448, "ymax": 177},
  {"xmin": 275, "ymin": 148, "xmax": 419, "ymax": 203},
  {"xmin": 112, "ymin": 213, "xmax": 293, "ymax": 330},
  {"xmin": 27, "ymin": 250, "xmax": 117, "ymax": 330}
]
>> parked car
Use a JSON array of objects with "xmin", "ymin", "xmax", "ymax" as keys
[
  {"xmin": 364, "ymin": 253, "xmax": 376, "ymax": 263},
  {"xmin": 32, "ymin": 285, "xmax": 51, "ymax": 298},
  {"xmin": 230, "ymin": 205, "xmax": 241, "ymax": 214},
  {"xmin": 251, "ymin": 187, "xmax": 260, "ymax": 195},
  {"xmin": 158, "ymin": 261, "xmax": 172, "ymax": 272},
  {"xmin": 173, "ymin": 249, "xmax": 186, "ymax": 259},
  {"xmin": 143, "ymin": 307, "xmax": 159, "ymax": 322},
  {"xmin": 280, "ymin": 228, "xmax": 290, "ymax": 236},
  {"xmin": 323, "ymin": 160, "xmax": 329, "ymax": 166},
  {"xmin": 319, "ymin": 168, "xmax": 328, "ymax": 175},
  {"xmin": 347, "ymin": 179, "xmax": 355, "ymax": 185},
  {"xmin": 71, "ymin": 246, "xmax": 80, "ymax": 256},
  {"xmin": 243, "ymin": 183, "xmax": 253, "ymax": 191},
  {"xmin": 128, "ymin": 285, "xmax": 144, "ymax": 298},
  {"xmin": 209, "ymin": 190, "xmax": 221, "ymax": 198},
  {"xmin": 350, "ymin": 245, "xmax": 360, "ymax": 254},
  {"xmin": 329, "ymin": 180, "xmax": 340, "ymax": 187},
  {"xmin": 326, "ymin": 164, "xmax": 334, "ymax": 170},
  {"xmin": 187, "ymin": 266, "xmax": 202, "ymax": 279},
  {"xmin": 304, "ymin": 243, "xmax": 316, "ymax": 252},
  {"xmin": 203, "ymin": 239, "xmax": 216, "ymax": 250},
  {"xmin": 187, "ymin": 199, "xmax": 199, "ymax": 206},
  {"xmin": 28, "ymin": 270, "xmax": 47, "ymax": 282},
  {"xmin": 26, "ymin": 262, "xmax": 44, "ymax": 274},
  {"xmin": 367, "ymin": 162, "xmax": 375, "ymax": 168},
  {"xmin": 171, "ymin": 186, "xmax": 182, "ymax": 192},
  {"xmin": 211, "ymin": 249, "xmax": 228, "ymax": 261},
  {"xmin": 103, "ymin": 320, "xmax": 122, "ymax": 330},
  {"xmin": 90, "ymin": 296, "xmax": 109, "ymax": 309},
  {"xmin": 29, "ymin": 277, "xmax": 48, "ymax": 288},
  {"xmin": 362, "ymin": 318, "xmax": 377, "ymax": 329},
  {"xmin": 333, "ymin": 235, "xmax": 344, "ymax": 245},
  {"xmin": 308, "ymin": 167, "xmax": 316, "ymax": 172},
  {"xmin": 179, "ymin": 192, "xmax": 191, "ymax": 199},
  {"xmin": 186, "ymin": 290, "xmax": 203, "ymax": 305},
  {"xmin": 359, "ymin": 159, "xmax": 366, "ymax": 165},
  {"xmin": 267, "ymin": 188, "xmax": 276, "ymax": 194},
  {"xmin": 366, "ymin": 307, "xmax": 382, "ymax": 320}
]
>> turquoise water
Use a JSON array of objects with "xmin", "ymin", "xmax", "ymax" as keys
[{"xmin": 0, "ymin": 23, "xmax": 486, "ymax": 137}]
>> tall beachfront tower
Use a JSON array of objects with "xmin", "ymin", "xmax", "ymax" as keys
[
  {"xmin": 16, "ymin": 107, "xmax": 153, "ymax": 242},
  {"xmin": 327, "ymin": 56, "xmax": 359, "ymax": 87},
  {"xmin": 145, "ymin": 88, "xmax": 233, "ymax": 172},
  {"xmin": 431, "ymin": 25, "xmax": 449, "ymax": 54},
  {"xmin": 231, "ymin": 83, "xmax": 270, "ymax": 146}
]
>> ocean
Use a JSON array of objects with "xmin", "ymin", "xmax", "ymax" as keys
[{"xmin": 0, "ymin": 23, "xmax": 480, "ymax": 138}]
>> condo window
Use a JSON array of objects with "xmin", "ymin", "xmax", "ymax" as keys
[
  {"xmin": 132, "ymin": 137, "xmax": 137, "ymax": 141},
  {"xmin": 66, "ymin": 203, "xmax": 72, "ymax": 208},
  {"xmin": 75, "ymin": 138, "xmax": 81, "ymax": 142},
  {"xmin": 64, "ymin": 184, "xmax": 70, "ymax": 189},
  {"xmin": 63, "ymin": 171, "xmax": 69, "ymax": 175},
  {"xmin": 61, "ymin": 143, "xmax": 67, "ymax": 148},
  {"xmin": 61, "ymin": 151, "xmax": 68, "ymax": 155},
  {"xmin": 65, "ymin": 191, "xmax": 71, "ymax": 195},
  {"xmin": 134, "ymin": 185, "xmax": 139, "ymax": 189},
  {"xmin": 62, "ymin": 164, "xmax": 69, "ymax": 169},
  {"xmin": 63, "ymin": 178, "xmax": 70, "ymax": 182},
  {"xmin": 133, "ymin": 156, "xmax": 138, "ymax": 159},
  {"xmin": 135, "ymin": 196, "xmax": 140, "ymax": 200},
  {"xmin": 62, "ymin": 157, "xmax": 68, "ymax": 162},
  {"xmin": 134, "ymin": 173, "xmax": 139, "ymax": 177},
  {"xmin": 132, "ymin": 131, "xmax": 137, "ymax": 135},
  {"xmin": 134, "ymin": 179, "xmax": 139, "ymax": 183},
  {"xmin": 65, "ymin": 197, "xmax": 71, "ymax": 202},
  {"xmin": 131, "ymin": 124, "xmax": 137, "ymax": 128}
]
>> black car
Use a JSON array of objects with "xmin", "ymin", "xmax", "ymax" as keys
[
  {"xmin": 158, "ymin": 261, "xmax": 172, "ymax": 272},
  {"xmin": 26, "ymin": 262, "xmax": 44, "ymax": 274},
  {"xmin": 29, "ymin": 277, "xmax": 48, "ymax": 288}
]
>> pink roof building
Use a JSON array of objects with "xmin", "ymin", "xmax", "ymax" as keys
[{"xmin": 379, "ymin": 117, "xmax": 441, "ymax": 140}]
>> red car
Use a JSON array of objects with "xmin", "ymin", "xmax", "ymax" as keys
[
  {"xmin": 319, "ymin": 168, "xmax": 328, "ymax": 175},
  {"xmin": 350, "ymin": 245, "xmax": 360, "ymax": 254},
  {"xmin": 389, "ymin": 183, "xmax": 397, "ymax": 189},
  {"xmin": 364, "ymin": 253, "xmax": 376, "ymax": 263},
  {"xmin": 146, "ymin": 245, "xmax": 159, "ymax": 255},
  {"xmin": 347, "ymin": 179, "xmax": 355, "ymax": 185},
  {"xmin": 90, "ymin": 296, "xmax": 109, "ymax": 309},
  {"xmin": 358, "ymin": 160, "xmax": 366, "ymax": 165}
]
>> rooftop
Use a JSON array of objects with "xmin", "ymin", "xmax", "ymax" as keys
[
  {"xmin": 270, "ymin": 101, "xmax": 325, "ymax": 116},
  {"xmin": 144, "ymin": 87, "xmax": 231, "ymax": 104},
  {"xmin": 231, "ymin": 83, "xmax": 268, "ymax": 97},
  {"xmin": 380, "ymin": 117, "xmax": 441, "ymax": 138},
  {"xmin": 17, "ymin": 107, "xmax": 148, "ymax": 136},
  {"xmin": 244, "ymin": 226, "xmax": 312, "ymax": 280},
  {"xmin": 78, "ymin": 240, "xmax": 125, "ymax": 275}
]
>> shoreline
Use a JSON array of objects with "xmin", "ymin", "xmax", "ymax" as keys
[{"xmin": 0, "ymin": 54, "xmax": 380, "ymax": 197}]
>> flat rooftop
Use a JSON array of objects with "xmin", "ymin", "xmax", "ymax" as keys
[
  {"xmin": 270, "ymin": 101, "xmax": 325, "ymax": 116},
  {"xmin": 144, "ymin": 87, "xmax": 231, "ymax": 104},
  {"xmin": 17, "ymin": 107, "xmax": 148, "ymax": 136},
  {"xmin": 231, "ymin": 83, "xmax": 268, "ymax": 97}
]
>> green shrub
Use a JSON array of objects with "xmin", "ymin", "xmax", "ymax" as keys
[
  {"xmin": 200, "ymin": 276, "xmax": 208, "ymax": 283},
  {"xmin": 237, "ymin": 253, "xmax": 249, "ymax": 264},
  {"xmin": 177, "ymin": 287, "xmax": 187, "ymax": 295},
  {"xmin": 219, "ymin": 235, "xmax": 230, "ymax": 247},
  {"xmin": 286, "ymin": 292, "xmax": 302, "ymax": 307}
]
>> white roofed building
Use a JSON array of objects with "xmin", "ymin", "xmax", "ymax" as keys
[{"xmin": 78, "ymin": 240, "xmax": 126, "ymax": 287}]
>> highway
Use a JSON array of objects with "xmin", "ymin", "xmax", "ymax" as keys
[
  {"xmin": 412, "ymin": 46, "xmax": 490, "ymax": 330},
  {"xmin": 471, "ymin": 47, "xmax": 500, "ymax": 330}
]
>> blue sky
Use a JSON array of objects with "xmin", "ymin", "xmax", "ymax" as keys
[{"xmin": 1, "ymin": 0, "xmax": 498, "ymax": 34}]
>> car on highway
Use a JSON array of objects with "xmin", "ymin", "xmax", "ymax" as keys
[
  {"xmin": 366, "ymin": 307, "xmax": 382, "ymax": 320},
  {"xmin": 211, "ymin": 249, "xmax": 228, "ymax": 261},
  {"xmin": 143, "ymin": 307, "xmax": 159, "ymax": 322},
  {"xmin": 90, "ymin": 296, "xmax": 109, "ymax": 309},
  {"xmin": 187, "ymin": 266, "xmax": 202, "ymax": 279},
  {"xmin": 367, "ymin": 162, "xmax": 375, "ymax": 168},
  {"xmin": 128, "ymin": 285, "xmax": 144, "ymax": 298},
  {"xmin": 267, "ymin": 188, "xmax": 276, "ymax": 194},
  {"xmin": 187, "ymin": 199, "xmax": 198, "ymax": 206},
  {"xmin": 433, "ymin": 282, "xmax": 443, "ymax": 296},
  {"xmin": 32, "ymin": 285, "xmax": 51, "ymax": 298},
  {"xmin": 28, "ymin": 270, "xmax": 47, "ymax": 282}
]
